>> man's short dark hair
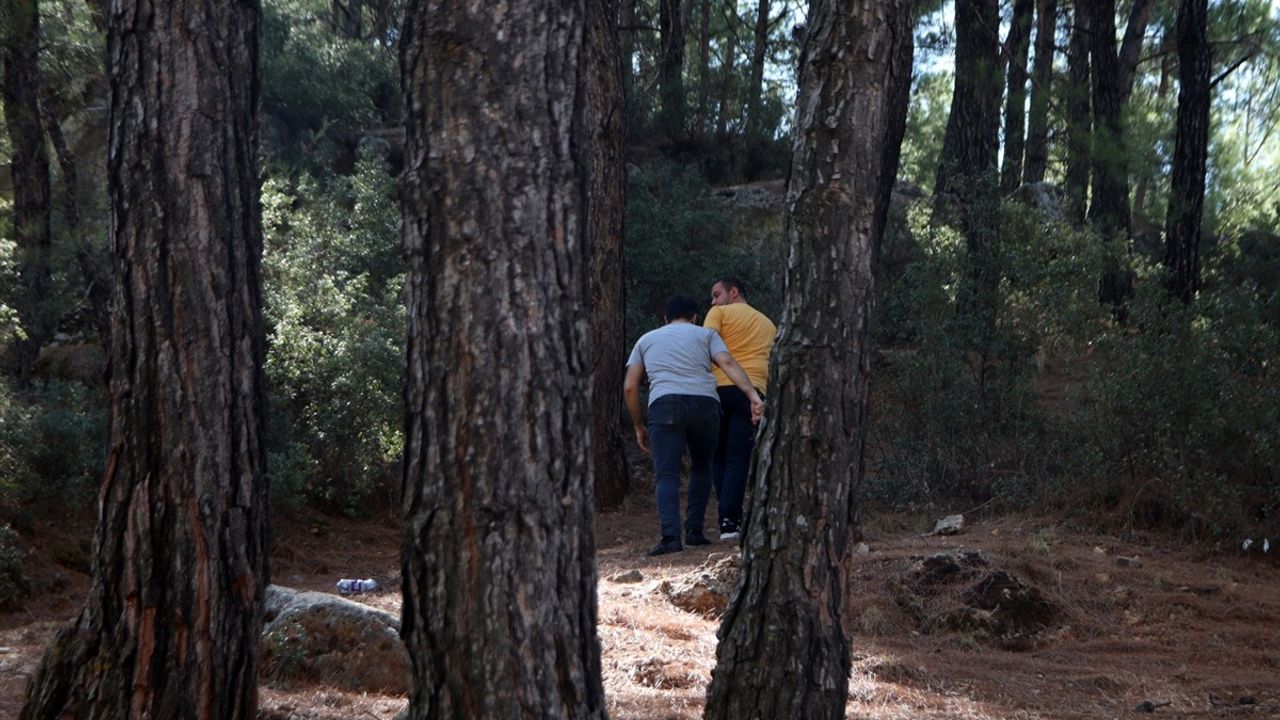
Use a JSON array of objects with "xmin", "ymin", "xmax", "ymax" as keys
[
  {"xmin": 715, "ymin": 275, "xmax": 747, "ymax": 297},
  {"xmin": 665, "ymin": 294, "xmax": 699, "ymax": 321}
]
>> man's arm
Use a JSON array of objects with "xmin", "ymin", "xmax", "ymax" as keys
[
  {"xmin": 712, "ymin": 351, "xmax": 765, "ymax": 423},
  {"xmin": 623, "ymin": 363, "xmax": 651, "ymax": 453}
]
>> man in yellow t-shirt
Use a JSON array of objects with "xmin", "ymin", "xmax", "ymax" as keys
[{"xmin": 704, "ymin": 276, "xmax": 777, "ymax": 541}]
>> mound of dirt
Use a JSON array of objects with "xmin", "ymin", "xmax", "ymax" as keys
[{"xmin": 890, "ymin": 549, "xmax": 1059, "ymax": 651}]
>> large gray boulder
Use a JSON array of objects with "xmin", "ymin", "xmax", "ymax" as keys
[{"xmin": 260, "ymin": 584, "xmax": 409, "ymax": 694}]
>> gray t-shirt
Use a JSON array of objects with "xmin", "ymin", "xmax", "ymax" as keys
[{"xmin": 627, "ymin": 322, "xmax": 729, "ymax": 405}]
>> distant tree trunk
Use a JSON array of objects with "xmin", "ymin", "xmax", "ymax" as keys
[
  {"xmin": 587, "ymin": 0, "xmax": 631, "ymax": 510},
  {"xmin": 1064, "ymin": 1, "xmax": 1091, "ymax": 225},
  {"xmin": 621, "ymin": 0, "xmax": 636, "ymax": 95},
  {"xmin": 1135, "ymin": 47, "xmax": 1173, "ymax": 217},
  {"xmin": 936, "ymin": 0, "xmax": 1002, "ymax": 335},
  {"xmin": 40, "ymin": 97, "xmax": 112, "ymax": 349},
  {"xmin": 1118, "ymin": 0, "xmax": 1155, "ymax": 104},
  {"xmin": 331, "ymin": 0, "xmax": 362, "ymax": 38},
  {"xmin": 697, "ymin": 0, "xmax": 712, "ymax": 134},
  {"xmin": 1164, "ymin": 0, "xmax": 1209, "ymax": 305},
  {"xmin": 743, "ymin": 0, "xmax": 770, "ymax": 142},
  {"xmin": 935, "ymin": 0, "xmax": 1001, "ymax": 202},
  {"xmin": 83, "ymin": 0, "xmax": 107, "ymax": 30},
  {"xmin": 702, "ymin": 0, "xmax": 914, "ymax": 715},
  {"xmin": 1001, "ymin": 0, "xmax": 1034, "ymax": 193},
  {"xmin": 19, "ymin": 1, "xmax": 269, "ymax": 718},
  {"xmin": 717, "ymin": 6, "xmax": 737, "ymax": 138},
  {"xmin": 1023, "ymin": 0, "xmax": 1056, "ymax": 184},
  {"xmin": 2, "ymin": 0, "xmax": 53, "ymax": 379},
  {"xmin": 658, "ymin": 0, "xmax": 687, "ymax": 137},
  {"xmin": 1085, "ymin": 0, "xmax": 1133, "ymax": 306},
  {"xmin": 399, "ymin": 1, "xmax": 607, "ymax": 718}
]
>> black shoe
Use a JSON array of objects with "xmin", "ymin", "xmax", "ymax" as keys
[
  {"xmin": 685, "ymin": 533, "xmax": 712, "ymax": 547},
  {"xmin": 648, "ymin": 538, "xmax": 683, "ymax": 556},
  {"xmin": 719, "ymin": 519, "xmax": 741, "ymax": 542}
]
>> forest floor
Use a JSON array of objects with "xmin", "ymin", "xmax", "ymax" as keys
[{"xmin": 2, "ymin": 496, "xmax": 1278, "ymax": 719}]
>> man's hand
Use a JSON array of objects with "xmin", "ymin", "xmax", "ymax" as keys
[
  {"xmin": 634, "ymin": 425, "xmax": 651, "ymax": 454},
  {"xmin": 750, "ymin": 395, "xmax": 765, "ymax": 425}
]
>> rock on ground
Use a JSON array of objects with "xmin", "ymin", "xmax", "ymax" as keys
[
  {"xmin": 261, "ymin": 584, "xmax": 409, "ymax": 694},
  {"xmin": 660, "ymin": 553, "xmax": 740, "ymax": 619}
]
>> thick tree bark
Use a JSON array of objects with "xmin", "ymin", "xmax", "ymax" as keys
[
  {"xmin": 659, "ymin": 0, "xmax": 687, "ymax": 137},
  {"xmin": 1001, "ymin": 0, "xmax": 1035, "ymax": 192},
  {"xmin": 1023, "ymin": 0, "xmax": 1057, "ymax": 184},
  {"xmin": 1085, "ymin": 0, "xmax": 1133, "ymax": 305},
  {"xmin": 702, "ymin": 0, "xmax": 913, "ymax": 717},
  {"xmin": 398, "ymin": 1, "xmax": 607, "ymax": 718},
  {"xmin": 3, "ymin": 0, "xmax": 53, "ymax": 379},
  {"xmin": 743, "ymin": 0, "xmax": 770, "ymax": 142},
  {"xmin": 1164, "ymin": 0, "xmax": 1210, "ymax": 304},
  {"xmin": 19, "ymin": 1, "xmax": 269, "ymax": 718},
  {"xmin": 587, "ymin": 0, "xmax": 631, "ymax": 510},
  {"xmin": 935, "ymin": 0, "xmax": 1001, "ymax": 202},
  {"xmin": 1064, "ymin": 0, "xmax": 1091, "ymax": 225}
]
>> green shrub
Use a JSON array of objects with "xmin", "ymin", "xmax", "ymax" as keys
[
  {"xmin": 263, "ymin": 148, "xmax": 404, "ymax": 514},
  {"xmin": 625, "ymin": 161, "xmax": 784, "ymax": 342},
  {"xmin": 0, "ymin": 379, "xmax": 106, "ymax": 513},
  {"xmin": 869, "ymin": 198, "xmax": 1280, "ymax": 537},
  {"xmin": 0, "ymin": 523, "xmax": 26, "ymax": 610}
]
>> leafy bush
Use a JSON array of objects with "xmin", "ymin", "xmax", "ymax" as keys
[
  {"xmin": 261, "ymin": 0, "xmax": 397, "ymax": 168},
  {"xmin": 0, "ymin": 379, "xmax": 106, "ymax": 513},
  {"xmin": 625, "ymin": 161, "xmax": 784, "ymax": 342},
  {"xmin": 869, "ymin": 198, "xmax": 1280, "ymax": 537},
  {"xmin": 263, "ymin": 148, "xmax": 404, "ymax": 514},
  {"xmin": 0, "ymin": 523, "xmax": 27, "ymax": 610}
]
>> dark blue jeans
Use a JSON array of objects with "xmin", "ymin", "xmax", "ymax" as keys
[
  {"xmin": 712, "ymin": 385, "xmax": 757, "ymax": 527},
  {"xmin": 648, "ymin": 394, "xmax": 720, "ymax": 542}
]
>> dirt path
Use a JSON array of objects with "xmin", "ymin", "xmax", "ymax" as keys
[{"xmin": 2, "ymin": 503, "xmax": 1277, "ymax": 719}]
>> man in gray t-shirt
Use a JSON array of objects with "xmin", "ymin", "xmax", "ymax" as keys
[{"xmin": 623, "ymin": 295, "xmax": 764, "ymax": 556}]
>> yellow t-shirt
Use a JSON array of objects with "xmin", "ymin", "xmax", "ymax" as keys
[{"xmin": 704, "ymin": 303, "xmax": 777, "ymax": 393}]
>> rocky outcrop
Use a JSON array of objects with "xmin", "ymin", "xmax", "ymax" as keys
[{"xmin": 260, "ymin": 584, "xmax": 409, "ymax": 694}]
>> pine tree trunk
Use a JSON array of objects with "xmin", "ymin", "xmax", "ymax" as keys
[
  {"xmin": 1164, "ymin": 0, "xmax": 1209, "ymax": 304},
  {"xmin": 398, "ymin": 1, "xmax": 607, "ymax": 718},
  {"xmin": 331, "ymin": 0, "xmax": 362, "ymax": 37},
  {"xmin": 659, "ymin": 0, "xmax": 687, "ymax": 138},
  {"xmin": 2, "ymin": 0, "xmax": 53, "ymax": 379},
  {"xmin": 1001, "ymin": 0, "xmax": 1034, "ymax": 193},
  {"xmin": 935, "ymin": 0, "xmax": 1001, "ymax": 202},
  {"xmin": 19, "ymin": 1, "xmax": 269, "ymax": 718},
  {"xmin": 1064, "ymin": 1, "xmax": 1091, "ymax": 225},
  {"xmin": 697, "ymin": 0, "xmax": 712, "ymax": 134},
  {"xmin": 717, "ymin": 8, "xmax": 737, "ymax": 139},
  {"xmin": 702, "ymin": 0, "xmax": 913, "ymax": 716},
  {"xmin": 1118, "ymin": 0, "xmax": 1155, "ymax": 104},
  {"xmin": 936, "ymin": 0, "xmax": 1002, "ymax": 336},
  {"xmin": 621, "ymin": 0, "xmax": 636, "ymax": 102},
  {"xmin": 587, "ymin": 0, "xmax": 631, "ymax": 511},
  {"xmin": 1086, "ymin": 0, "xmax": 1133, "ymax": 306},
  {"xmin": 743, "ymin": 0, "xmax": 770, "ymax": 142},
  {"xmin": 1023, "ymin": 0, "xmax": 1056, "ymax": 184}
]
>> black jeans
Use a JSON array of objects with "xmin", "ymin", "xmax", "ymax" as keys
[
  {"xmin": 712, "ymin": 385, "xmax": 757, "ymax": 527},
  {"xmin": 647, "ymin": 394, "xmax": 720, "ymax": 542}
]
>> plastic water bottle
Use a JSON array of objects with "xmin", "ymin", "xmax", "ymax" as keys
[{"xmin": 336, "ymin": 578, "xmax": 379, "ymax": 595}]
